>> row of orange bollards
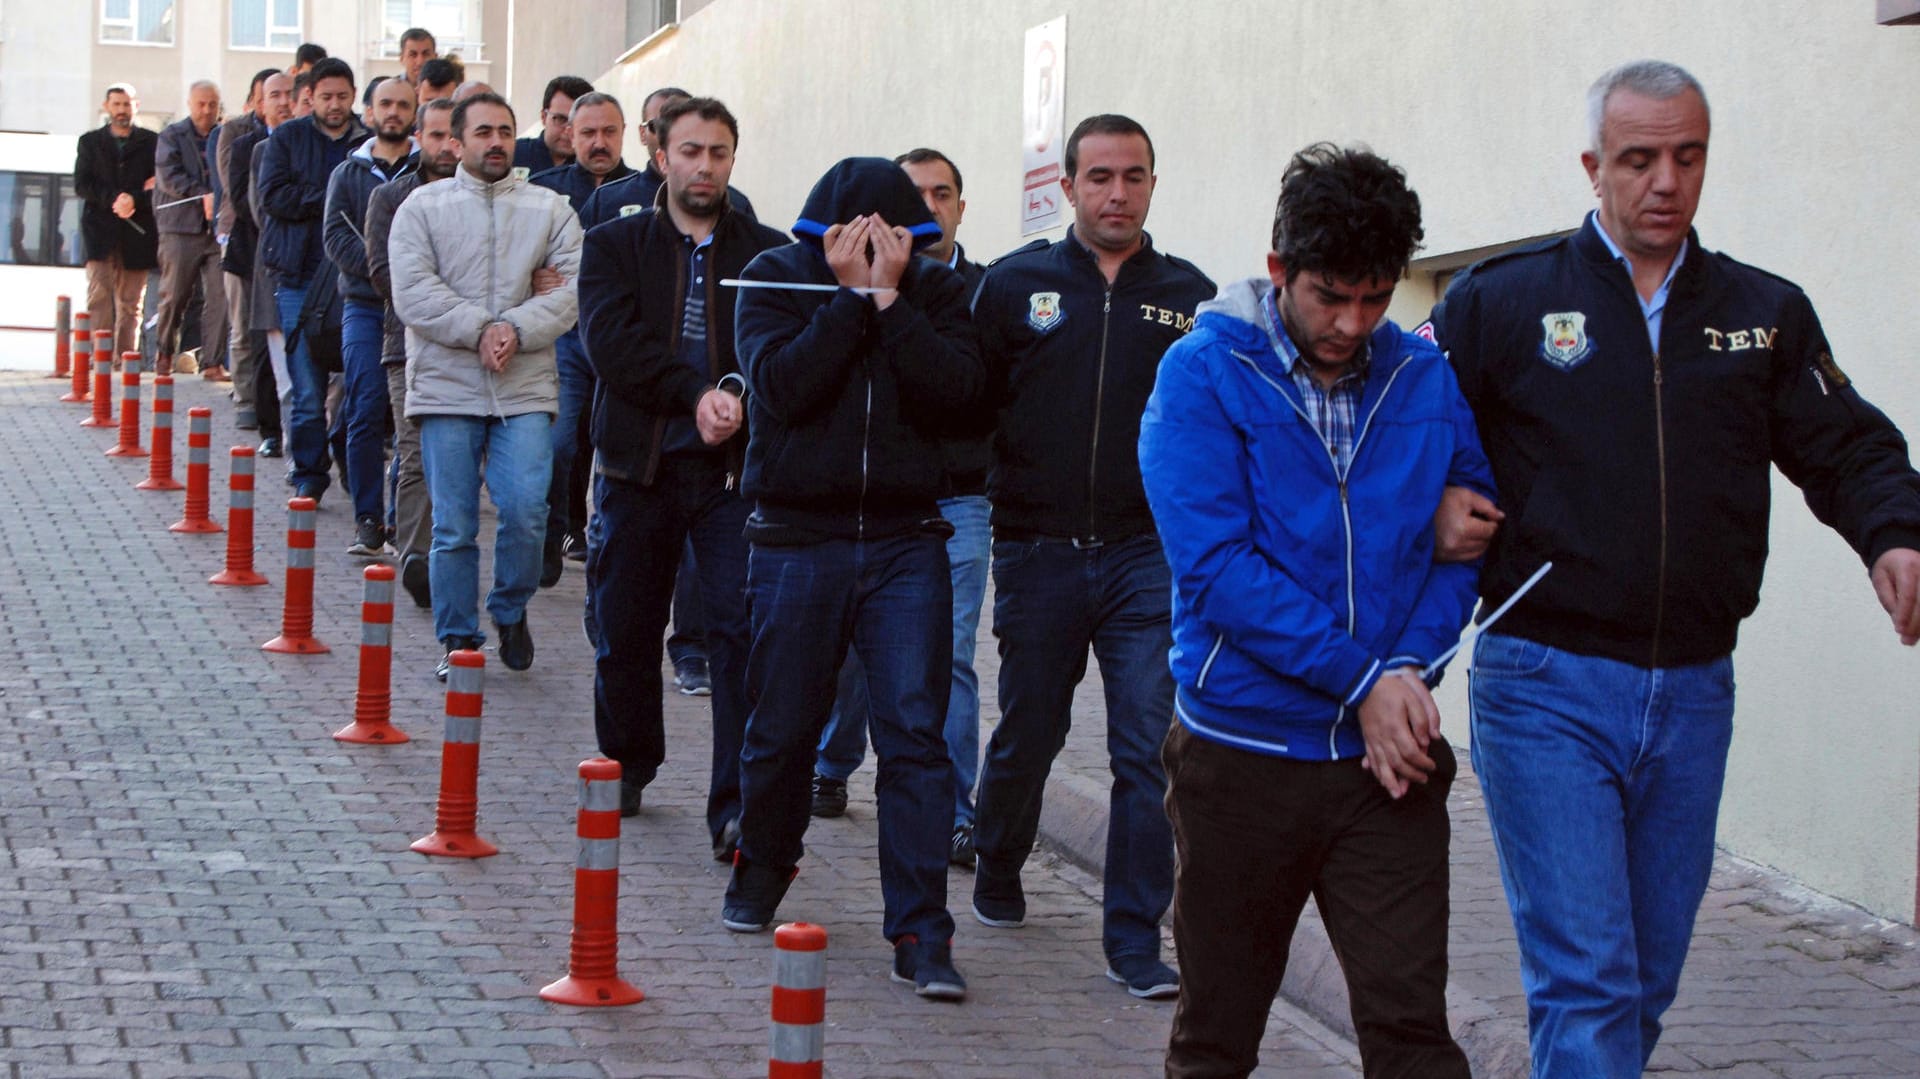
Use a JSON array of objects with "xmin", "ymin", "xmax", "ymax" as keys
[{"xmin": 45, "ymin": 296, "xmax": 828, "ymax": 1066}]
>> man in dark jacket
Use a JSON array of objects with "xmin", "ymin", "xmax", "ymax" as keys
[
  {"xmin": 74, "ymin": 83, "xmax": 158, "ymax": 361},
  {"xmin": 967, "ymin": 114, "xmax": 1213, "ymax": 1001},
  {"xmin": 1142, "ymin": 143, "xmax": 1484, "ymax": 1079},
  {"xmin": 322, "ymin": 75, "xmax": 417, "ymax": 557},
  {"xmin": 258, "ymin": 57, "xmax": 370, "ymax": 503},
  {"xmin": 577, "ymin": 86, "xmax": 756, "ymax": 231},
  {"xmin": 512, "ymin": 75, "xmax": 590, "ymax": 177},
  {"xmin": 154, "ymin": 80, "xmax": 227, "ymax": 379},
  {"xmin": 366, "ymin": 98, "xmax": 459, "ymax": 611},
  {"xmin": 216, "ymin": 68, "xmax": 277, "ymax": 427},
  {"xmin": 810, "ymin": 148, "xmax": 989, "ymax": 868},
  {"xmin": 1429, "ymin": 60, "xmax": 1920, "ymax": 1077},
  {"xmin": 231, "ymin": 73, "xmax": 294, "ymax": 453},
  {"xmin": 727, "ymin": 156, "xmax": 983, "ymax": 1000},
  {"xmin": 578, "ymin": 96, "xmax": 785, "ymax": 862},
  {"xmin": 531, "ymin": 90, "xmax": 633, "ymax": 585}
]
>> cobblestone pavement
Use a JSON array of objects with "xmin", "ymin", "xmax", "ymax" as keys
[{"xmin": 0, "ymin": 372, "xmax": 1360, "ymax": 1078}]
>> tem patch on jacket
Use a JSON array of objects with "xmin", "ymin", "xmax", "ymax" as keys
[
  {"xmin": 1027, "ymin": 291, "xmax": 1064, "ymax": 333},
  {"xmin": 1539, "ymin": 311, "xmax": 1594, "ymax": 370}
]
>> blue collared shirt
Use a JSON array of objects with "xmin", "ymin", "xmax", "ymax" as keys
[
  {"xmin": 1591, "ymin": 210, "xmax": 1688, "ymax": 352},
  {"xmin": 1262, "ymin": 286, "xmax": 1369, "ymax": 475}
]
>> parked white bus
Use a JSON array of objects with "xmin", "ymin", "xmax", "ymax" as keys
[{"xmin": 0, "ymin": 130, "xmax": 89, "ymax": 369}]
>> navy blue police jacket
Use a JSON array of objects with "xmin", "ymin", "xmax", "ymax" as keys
[
  {"xmin": 1430, "ymin": 215, "xmax": 1920, "ymax": 668},
  {"xmin": 970, "ymin": 229, "xmax": 1214, "ymax": 541},
  {"xmin": 733, "ymin": 157, "xmax": 984, "ymax": 541}
]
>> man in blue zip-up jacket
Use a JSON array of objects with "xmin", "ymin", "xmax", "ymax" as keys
[
  {"xmin": 966, "ymin": 114, "xmax": 1212, "ymax": 1002},
  {"xmin": 1140, "ymin": 144, "xmax": 1488, "ymax": 1078}
]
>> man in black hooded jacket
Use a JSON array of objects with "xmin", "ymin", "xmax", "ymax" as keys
[{"xmin": 727, "ymin": 157, "xmax": 984, "ymax": 1001}]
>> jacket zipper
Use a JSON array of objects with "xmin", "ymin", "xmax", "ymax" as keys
[
  {"xmin": 1086, "ymin": 287, "xmax": 1113, "ymax": 538},
  {"xmin": 1234, "ymin": 349, "xmax": 1412, "ymax": 750},
  {"xmin": 1651, "ymin": 350, "xmax": 1668, "ymax": 668},
  {"xmin": 483, "ymin": 182, "xmax": 502, "ymax": 418},
  {"xmin": 858, "ymin": 375, "xmax": 872, "ymax": 540},
  {"xmin": 702, "ymin": 250, "xmax": 738, "ymax": 490}
]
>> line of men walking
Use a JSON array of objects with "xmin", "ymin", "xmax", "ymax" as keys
[{"xmin": 76, "ymin": 46, "xmax": 1920, "ymax": 1079}]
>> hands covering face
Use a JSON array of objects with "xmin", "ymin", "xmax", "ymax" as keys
[{"xmin": 822, "ymin": 214, "xmax": 913, "ymax": 309}]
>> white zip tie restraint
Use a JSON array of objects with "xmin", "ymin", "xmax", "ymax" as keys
[{"xmin": 1422, "ymin": 560, "xmax": 1553, "ymax": 680}]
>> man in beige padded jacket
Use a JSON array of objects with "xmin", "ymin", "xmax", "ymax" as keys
[{"xmin": 389, "ymin": 91, "xmax": 584, "ymax": 680}]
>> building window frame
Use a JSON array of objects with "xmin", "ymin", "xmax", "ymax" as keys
[
  {"xmin": 374, "ymin": 0, "xmax": 485, "ymax": 63},
  {"xmin": 100, "ymin": 0, "xmax": 176, "ymax": 47},
  {"xmin": 230, "ymin": 0, "xmax": 302, "ymax": 52}
]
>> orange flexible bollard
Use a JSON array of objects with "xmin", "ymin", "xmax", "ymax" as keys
[
  {"xmin": 137, "ymin": 376, "xmax": 183, "ymax": 491},
  {"xmin": 60, "ymin": 316, "xmax": 90, "ymax": 402},
  {"xmin": 48, "ymin": 295, "xmax": 70, "ymax": 379},
  {"xmin": 540, "ymin": 758, "xmax": 645, "ymax": 1007},
  {"xmin": 263, "ymin": 496, "xmax": 328, "ymax": 653},
  {"xmin": 412, "ymin": 651, "xmax": 498, "ymax": 858},
  {"xmin": 209, "ymin": 447, "xmax": 267, "ymax": 586},
  {"xmin": 170, "ymin": 408, "xmax": 222, "ymax": 532},
  {"xmin": 105, "ymin": 357, "xmax": 147, "ymax": 457},
  {"xmin": 769, "ymin": 923, "xmax": 828, "ymax": 1078},
  {"xmin": 333, "ymin": 565, "xmax": 407, "ymax": 744},
  {"xmin": 81, "ymin": 334, "xmax": 113, "ymax": 427}
]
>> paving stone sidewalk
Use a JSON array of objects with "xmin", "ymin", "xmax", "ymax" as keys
[{"xmin": 0, "ymin": 371, "xmax": 1361, "ymax": 1078}]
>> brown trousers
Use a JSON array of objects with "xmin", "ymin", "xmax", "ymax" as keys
[
  {"xmin": 84, "ymin": 252, "xmax": 148, "ymax": 359},
  {"xmin": 385, "ymin": 363, "xmax": 431, "ymax": 563},
  {"xmin": 155, "ymin": 231, "xmax": 226, "ymax": 369},
  {"xmin": 1162, "ymin": 722, "xmax": 1470, "ymax": 1079}
]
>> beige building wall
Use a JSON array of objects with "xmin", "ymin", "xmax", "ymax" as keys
[{"xmin": 596, "ymin": 0, "xmax": 1920, "ymax": 919}]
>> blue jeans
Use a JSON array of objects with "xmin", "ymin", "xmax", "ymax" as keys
[
  {"xmin": 417, "ymin": 412, "xmax": 553, "ymax": 643},
  {"xmin": 974, "ymin": 532, "xmax": 1176, "ymax": 963},
  {"xmin": 740, "ymin": 531, "xmax": 956, "ymax": 945},
  {"xmin": 273, "ymin": 283, "xmax": 330, "ymax": 494},
  {"xmin": 813, "ymin": 495, "xmax": 991, "ymax": 826},
  {"xmin": 1469, "ymin": 632, "xmax": 1735, "ymax": 1078},
  {"xmin": 341, "ymin": 301, "xmax": 390, "ymax": 522},
  {"xmin": 546, "ymin": 329, "xmax": 593, "ymax": 543},
  {"xmin": 588, "ymin": 459, "xmax": 751, "ymax": 841}
]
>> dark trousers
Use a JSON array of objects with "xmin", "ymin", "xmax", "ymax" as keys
[
  {"xmin": 252, "ymin": 335, "xmax": 281, "ymax": 438},
  {"xmin": 156, "ymin": 231, "xmax": 225, "ymax": 367},
  {"xmin": 1162, "ymin": 722, "xmax": 1469, "ymax": 1079},
  {"xmin": 588, "ymin": 457, "xmax": 751, "ymax": 841},
  {"xmin": 739, "ymin": 530, "xmax": 955, "ymax": 944}
]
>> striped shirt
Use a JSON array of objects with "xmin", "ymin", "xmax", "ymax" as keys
[{"xmin": 1262, "ymin": 287, "xmax": 1369, "ymax": 475}]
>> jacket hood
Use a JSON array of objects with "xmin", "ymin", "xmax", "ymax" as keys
[
  {"xmin": 792, "ymin": 157, "xmax": 941, "ymax": 253},
  {"xmin": 351, "ymin": 136, "xmax": 418, "ymax": 165},
  {"xmin": 1192, "ymin": 277, "xmax": 1274, "ymax": 349}
]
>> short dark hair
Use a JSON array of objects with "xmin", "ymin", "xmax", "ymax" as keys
[
  {"xmin": 294, "ymin": 43, "xmax": 328, "ymax": 67},
  {"xmin": 362, "ymin": 75, "xmax": 385, "ymax": 107},
  {"xmin": 641, "ymin": 86, "xmax": 691, "ymax": 117},
  {"xmin": 894, "ymin": 148, "xmax": 963, "ymax": 197},
  {"xmin": 1270, "ymin": 143, "xmax": 1424, "ymax": 284},
  {"xmin": 419, "ymin": 58, "xmax": 460, "ymax": 89},
  {"xmin": 419, "ymin": 97, "xmax": 456, "ymax": 122},
  {"xmin": 653, "ymin": 96, "xmax": 738, "ymax": 149},
  {"xmin": 568, "ymin": 91, "xmax": 623, "ymax": 121},
  {"xmin": 308, "ymin": 57, "xmax": 355, "ymax": 91},
  {"xmin": 399, "ymin": 27, "xmax": 436, "ymax": 50},
  {"xmin": 293, "ymin": 70, "xmax": 314, "ymax": 95},
  {"xmin": 451, "ymin": 92, "xmax": 515, "ymax": 139},
  {"xmin": 541, "ymin": 76, "xmax": 594, "ymax": 113},
  {"xmin": 1064, "ymin": 114, "xmax": 1153, "ymax": 180},
  {"xmin": 249, "ymin": 67, "xmax": 278, "ymax": 101}
]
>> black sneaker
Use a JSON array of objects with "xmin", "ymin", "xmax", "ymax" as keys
[
  {"xmin": 563, "ymin": 529, "xmax": 589, "ymax": 562},
  {"xmin": 401, "ymin": 553, "xmax": 431, "ymax": 609},
  {"xmin": 950, "ymin": 824, "xmax": 976, "ymax": 868},
  {"xmin": 891, "ymin": 937, "xmax": 967, "ymax": 1001},
  {"xmin": 673, "ymin": 656, "xmax": 711, "ymax": 696},
  {"xmin": 539, "ymin": 533, "xmax": 563, "ymax": 588},
  {"xmin": 619, "ymin": 776, "xmax": 643, "ymax": 818},
  {"xmin": 495, "ymin": 617, "xmax": 533, "ymax": 672},
  {"xmin": 435, "ymin": 635, "xmax": 482, "ymax": 681},
  {"xmin": 256, "ymin": 436, "xmax": 282, "ymax": 458},
  {"xmin": 721, "ymin": 856, "xmax": 796, "ymax": 933},
  {"xmin": 971, "ymin": 861, "xmax": 1026, "ymax": 928},
  {"xmin": 1106, "ymin": 955, "xmax": 1180, "ymax": 1000},
  {"xmin": 810, "ymin": 775, "xmax": 848, "ymax": 818},
  {"xmin": 711, "ymin": 817, "xmax": 741, "ymax": 862},
  {"xmin": 348, "ymin": 516, "xmax": 391, "ymax": 557},
  {"xmin": 294, "ymin": 483, "xmax": 323, "ymax": 508}
]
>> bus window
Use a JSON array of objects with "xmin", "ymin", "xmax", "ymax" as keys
[
  {"xmin": 58, "ymin": 176, "xmax": 84, "ymax": 266},
  {"xmin": 0, "ymin": 171, "xmax": 84, "ymax": 268}
]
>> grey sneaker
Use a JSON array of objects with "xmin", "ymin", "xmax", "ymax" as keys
[
  {"xmin": 1106, "ymin": 955, "xmax": 1180, "ymax": 1000},
  {"xmin": 347, "ymin": 516, "xmax": 392, "ymax": 558},
  {"xmin": 891, "ymin": 937, "xmax": 966, "ymax": 1001}
]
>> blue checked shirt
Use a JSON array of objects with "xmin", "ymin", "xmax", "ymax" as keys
[{"xmin": 1263, "ymin": 287, "xmax": 1369, "ymax": 475}]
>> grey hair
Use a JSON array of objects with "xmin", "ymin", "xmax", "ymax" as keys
[
  {"xmin": 1586, "ymin": 60, "xmax": 1709, "ymax": 153},
  {"xmin": 569, "ymin": 91, "xmax": 623, "ymax": 121},
  {"xmin": 188, "ymin": 79, "xmax": 220, "ymax": 97}
]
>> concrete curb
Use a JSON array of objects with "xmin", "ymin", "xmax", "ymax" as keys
[{"xmin": 1038, "ymin": 770, "xmax": 1533, "ymax": 1078}]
